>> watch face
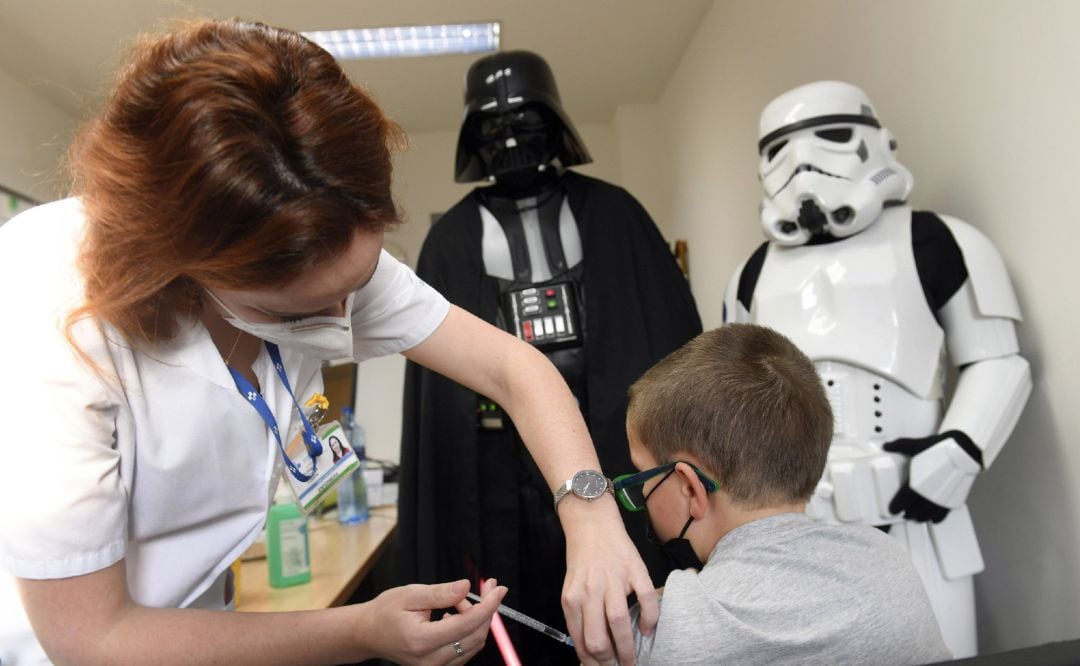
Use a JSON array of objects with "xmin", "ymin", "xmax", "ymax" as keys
[{"xmin": 572, "ymin": 470, "xmax": 607, "ymax": 499}]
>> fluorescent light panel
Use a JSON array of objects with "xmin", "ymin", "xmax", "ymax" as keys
[{"xmin": 304, "ymin": 22, "xmax": 500, "ymax": 60}]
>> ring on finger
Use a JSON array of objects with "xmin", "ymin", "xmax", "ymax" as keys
[{"xmin": 451, "ymin": 639, "xmax": 464, "ymax": 657}]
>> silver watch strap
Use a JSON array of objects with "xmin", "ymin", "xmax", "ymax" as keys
[{"xmin": 553, "ymin": 481, "xmax": 572, "ymax": 510}]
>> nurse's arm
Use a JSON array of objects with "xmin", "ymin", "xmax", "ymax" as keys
[
  {"xmin": 16, "ymin": 559, "xmax": 505, "ymax": 665},
  {"xmin": 403, "ymin": 305, "xmax": 658, "ymax": 666}
]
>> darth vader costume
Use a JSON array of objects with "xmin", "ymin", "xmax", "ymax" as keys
[{"xmin": 396, "ymin": 51, "xmax": 701, "ymax": 664}]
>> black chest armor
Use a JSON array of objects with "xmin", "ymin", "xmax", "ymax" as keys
[{"xmin": 477, "ymin": 184, "xmax": 588, "ymax": 409}]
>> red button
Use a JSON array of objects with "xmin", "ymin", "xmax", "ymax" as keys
[
  {"xmin": 522, "ymin": 320, "xmax": 534, "ymax": 341},
  {"xmin": 545, "ymin": 288, "xmax": 556, "ymax": 297}
]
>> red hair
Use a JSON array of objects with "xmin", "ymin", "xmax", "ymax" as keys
[{"xmin": 66, "ymin": 18, "xmax": 404, "ymax": 347}]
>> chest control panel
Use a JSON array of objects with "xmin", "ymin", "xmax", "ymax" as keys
[{"xmin": 502, "ymin": 282, "xmax": 582, "ymax": 352}]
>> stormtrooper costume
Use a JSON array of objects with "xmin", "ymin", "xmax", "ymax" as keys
[
  {"xmin": 723, "ymin": 81, "xmax": 1031, "ymax": 658},
  {"xmin": 397, "ymin": 51, "xmax": 701, "ymax": 665}
]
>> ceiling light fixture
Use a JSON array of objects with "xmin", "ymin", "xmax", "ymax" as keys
[{"xmin": 303, "ymin": 22, "xmax": 500, "ymax": 60}]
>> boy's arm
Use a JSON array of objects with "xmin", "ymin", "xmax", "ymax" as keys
[{"xmin": 623, "ymin": 591, "xmax": 664, "ymax": 665}]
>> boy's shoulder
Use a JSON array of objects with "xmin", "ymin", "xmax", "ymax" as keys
[
  {"xmin": 636, "ymin": 513, "xmax": 948, "ymax": 664},
  {"xmin": 705, "ymin": 512, "xmax": 909, "ymax": 566},
  {"xmin": 695, "ymin": 513, "xmax": 920, "ymax": 595}
]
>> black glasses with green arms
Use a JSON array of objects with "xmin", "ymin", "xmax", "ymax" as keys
[{"xmin": 611, "ymin": 461, "xmax": 720, "ymax": 512}]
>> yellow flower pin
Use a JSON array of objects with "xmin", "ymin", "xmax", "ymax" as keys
[{"xmin": 305, "ymin": 393, "xmax": 330, "ymax": 411}]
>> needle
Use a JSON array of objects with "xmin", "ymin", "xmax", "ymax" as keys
[{"xmin": 466, "ymin": 592, "xmax": 575, "ymax": 647}]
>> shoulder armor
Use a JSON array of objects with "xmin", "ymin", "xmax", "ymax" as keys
[
  {"xmin": 939, "ymin": 215, "xmax": 1022, "ymax": 321},
  {"xmin": 724, "ymin": 258, "xmax": 751, "ymax": 323}
]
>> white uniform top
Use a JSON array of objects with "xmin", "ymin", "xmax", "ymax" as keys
[{"xmin": 0, "ymin": 198, "xmax": 450, "ymax": 664}]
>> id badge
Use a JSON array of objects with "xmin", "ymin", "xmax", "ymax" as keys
[{"xmin": 282, "ymin": 419, "xmax": 360, "ymax": 513}]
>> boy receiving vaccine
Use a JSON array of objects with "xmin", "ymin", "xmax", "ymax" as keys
[{"xmin": 617, "ymin": 324, "xmax": 951, "ymax": 665}]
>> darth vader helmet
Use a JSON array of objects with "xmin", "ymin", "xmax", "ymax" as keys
[
  {"xmin": 757, "ymin": 81, "xmax": 914, "ymax": 246},
  {"xmin": 455, "ymin": 50, "xmax": 591, "ymax": 185}
]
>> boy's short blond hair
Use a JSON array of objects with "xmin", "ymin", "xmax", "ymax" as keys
[{"xmin": 627, "ymin": 323, "xmax": 832, "ymax": 508}]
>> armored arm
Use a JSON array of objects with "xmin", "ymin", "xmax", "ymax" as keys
[{"xmin": 887, "ymin": 217, "xmax": 1032, "ymax": 521}]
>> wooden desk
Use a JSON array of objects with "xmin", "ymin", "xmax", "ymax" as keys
[{"xmin": 237, "ymin": 505, "xmax": 397, "ymax": 612}]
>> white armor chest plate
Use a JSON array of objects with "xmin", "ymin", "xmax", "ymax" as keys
[{"xmin": 752, "ymin": 206, "xmax": 944, "ymax": 400}]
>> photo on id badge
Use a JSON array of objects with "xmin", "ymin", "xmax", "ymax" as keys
[{"xmin": 284, "ymin": 418, "xmax": 359, "ymax": 513}]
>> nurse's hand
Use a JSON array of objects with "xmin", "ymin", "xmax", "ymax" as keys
[
  {"xmin": 358, "ymin": 577, "xmax": 506, "ymax": 665},
  {"xmin": 560, "ymin": 496, "xmax": 658, "ymax": 666}
]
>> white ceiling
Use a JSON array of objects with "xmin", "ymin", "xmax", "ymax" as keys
[{"xmin": 0, "ymin": 0, "xmax": 714, "ymax": 134}]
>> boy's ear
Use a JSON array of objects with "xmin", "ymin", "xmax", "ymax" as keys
[{"xmin": 674, "ymin": 462, "xmax": 711, "ymax": 520}]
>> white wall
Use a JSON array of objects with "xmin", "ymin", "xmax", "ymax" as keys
[
  {"xmin": 613, "ymin": 103, "xmax": 673, "ymax": 236},
  {"xmin": 0, "ymin": 67, "xmax": 76, "ymax": 202},
  {"xmin": 617, "ymin": 0, "xmax": 1080, "ymax": 655},
  {"xmin": 357, "ymin": 122, "xmax": 622, "ymax": 462}
]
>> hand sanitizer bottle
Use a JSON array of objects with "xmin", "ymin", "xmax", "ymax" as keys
[{"xmin": 267, "ymin": 501, "xmax": 311, "ymax": 588}]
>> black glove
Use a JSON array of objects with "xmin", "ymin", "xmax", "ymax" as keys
[
  {"xmin": 885, "ymin": 482, "xmax": 950, "ymax": 523},
  {"xmin": 882, "ymin": 431, "xmax": 982, "ymax": 524}
]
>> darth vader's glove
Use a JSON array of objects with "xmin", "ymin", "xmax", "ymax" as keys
[{"xmin": 883, "ymin": 431, "xmax": 983, "ymax": 524}]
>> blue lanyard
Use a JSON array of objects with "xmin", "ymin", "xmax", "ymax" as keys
[{"xmin": 227, "ymin": 342, "xmax": 323, "ymax": 482}]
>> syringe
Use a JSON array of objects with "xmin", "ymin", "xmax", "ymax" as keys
[{"xmin": 466, "ymin": 592, "xmax": 575, "ymax": 647}]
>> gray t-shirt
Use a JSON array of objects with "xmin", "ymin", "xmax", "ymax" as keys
[{"xmin": 632, "ymin": 513, "xmax": 951, "ymax": 665}]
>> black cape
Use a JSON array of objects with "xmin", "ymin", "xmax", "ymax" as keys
[{"xmin": 397, "ymin": 171, "xmax": 701, "ymax": 663}]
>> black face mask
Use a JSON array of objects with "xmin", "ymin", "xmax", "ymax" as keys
[
  {"xmin": 471, "ymin": 106, "xmax": 560, "ymax": 185},
  {"xmin": 642, "ymin": 468, "xmax": 705, "ymax": 571},
  {"xmin": 648, "ymin": 516, "xmax": 704, "ymax": 571}
]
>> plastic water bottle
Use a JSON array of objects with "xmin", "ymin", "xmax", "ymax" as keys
[{"xmin": 337, "ymin": 407, "xmax": 369, "ymax": 525}]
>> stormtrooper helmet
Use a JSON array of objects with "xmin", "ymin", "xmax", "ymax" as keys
[
  {"xmin": 757, "ymin": 81, "xmax": 914, "ymax": 246},
  {"xmin": 454, "ymin": 50, "xmax": 591, "ymax": 185}
]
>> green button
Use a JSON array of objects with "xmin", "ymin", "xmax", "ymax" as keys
[{"xmin": 547, "ymin": 299, "xmax": 558, "ymax": 309}]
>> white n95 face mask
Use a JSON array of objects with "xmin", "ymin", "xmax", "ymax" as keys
[{"xmin": 206, "ymin": 290, "xmax": 356, "ymax": 361}]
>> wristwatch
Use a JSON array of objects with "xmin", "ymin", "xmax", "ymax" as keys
[{"xmin": 553, "ymin": 470, "xmax": 612, "ymax": 510}]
